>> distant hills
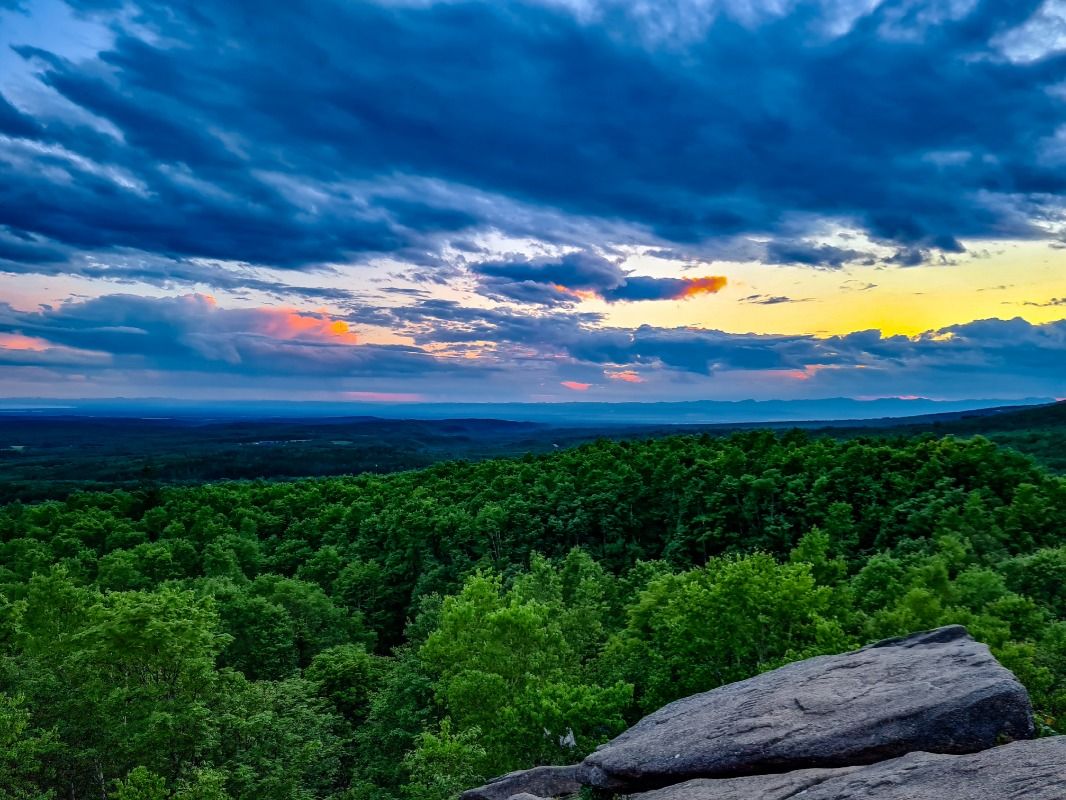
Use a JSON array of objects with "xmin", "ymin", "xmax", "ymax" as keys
[
  {"xmin": 0, "ymin": 399, "xmax": 1062, "ymax": 502},
  {"xmin": 0, "ymin": 395, "xmax": 1056, "ymax": 425}
]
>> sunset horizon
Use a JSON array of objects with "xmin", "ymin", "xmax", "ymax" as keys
[{"xmin": 1, "ymin": 0, "xmax": 1064, "ymax": 404}]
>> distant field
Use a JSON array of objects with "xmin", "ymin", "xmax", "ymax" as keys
[{"xmin": 0, "ymin": 401, "xmax": 1063, "ymax": 502}]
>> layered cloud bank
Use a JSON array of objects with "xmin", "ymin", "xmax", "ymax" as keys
[
  {"xmin": 2, "ymin": 293, "xmax": 1064, "ymax": 402},
  {"xmin": 0, "ymin": 0, "xmax": 1064, "ymax": 400}
]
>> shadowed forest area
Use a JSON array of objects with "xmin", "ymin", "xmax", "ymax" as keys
[{"xmin": 1, "ymin": 401, "xmax": 1063, "ymax": 503}]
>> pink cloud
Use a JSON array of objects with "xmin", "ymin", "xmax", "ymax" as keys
[
  {"xmin": 0, "ymin": 333, "xmax": 50, "ymax": 351},
  {"xmin": 247, "ymin": 308, "xmax": 359, "ymax": 345},
  {"xmin": 343, "ymin": 391, "xmax": 424, "ymax": 402},
  {"xmin": 561, "ymin": 380, "xmax": 591, "ymax": 391}
]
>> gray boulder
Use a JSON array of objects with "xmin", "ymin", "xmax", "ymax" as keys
[
  {"xmin": 633, "ymin": 738, "xmax": 1066, "ymax": 799},
  {"xmin": 791, "ymin": 736, "xmax": 1066, "ymax": 799},
  {"xmin": 580, "ymin": 626, "xmax": 1033, "ymax": 792},
  {"xmin": 632, "ymin": 767, "xmax": 863, "ymax": 800},
  {"xmin": 460, "ymin": 765, "xmax": 581, "ymax": 800}
]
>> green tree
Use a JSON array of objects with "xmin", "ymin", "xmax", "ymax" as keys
[
  {"xmin": 306, "ymin": 644, "xmax": 386, "ymax": 726},
  {"xmin": 401, "ymin": 720, "xmax": 485, "ymax": 800},
  {"xmin": 607, "ymin": 552, "xmax": 853, "ymax": 712},
  {"xmin": 112, "ymin": 767, "xmax": 167, "ymax": 800},
  {"xmin": 0, "ymin": 693, "xmax": 56, "ymax": 800},
  {"xmin": 421, "ymin": 571, "xmax": 631, "ymax": 775}
]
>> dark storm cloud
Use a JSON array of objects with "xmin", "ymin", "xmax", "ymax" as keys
[
  {"xmin": 764, "ymin": 241, "xmax": 872, "ymax": 268},
  {"xmin": 472, "ymin": 252, "xmax": 727, "ymax": 304},
  {"xmin": 0, "ymin": 0, "xmax": 1063, "ymax": 280},
  {"xmin": 887, "ymin": 247, "xmax": 933, "ymax": 266},
  {"xmin": 476, "ymin": 253, "xmax": 625, "ymax": 294},
  {"xmin": 0, "ymin": 93, "xmax": 42, "ymax": 138},
  {"xmin": 0, "ymin": 231, "xmax": 361, "ymax": 302},
  {"xmin": 473, "ymin": 252, "xmax": 623, "ymax": 305},
  {"xmin": 0, "ymin": 228, "xmax": 66, "ymax": 265}
]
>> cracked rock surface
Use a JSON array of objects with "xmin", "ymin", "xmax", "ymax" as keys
[
  {"xmin": 579, "ymin": 626, "xmax": 1033, "ymax": 792},
  {"xmin": 460, "ymin": 765, "xmax": 581, "ymax": 800},
  {"xmin": 632, "ymin": 738, "xmax": 1066, "ymax": 799},
  {"xmin": 631, "ymin": 766, "xmax": 865, "ymax": 800},
  {"xmin": 793, "ymin": 737, "xmax": 1066, "ymax": 799}
]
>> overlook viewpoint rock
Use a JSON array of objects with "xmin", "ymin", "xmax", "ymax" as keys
[
  {"xmin": 634, "ymin": 737, "xmax": 1066, "ymax": 800},
  {"xmin": 580, "ymin": 625, "xmax": 1032, "ymax": 791},
  {"xmin": 463, "ymin": 626, "xmax": 1061, "ymax": 800},
  {"xmin": 461, "ymin": 766, "xmax": 582, "ymax": 800}
]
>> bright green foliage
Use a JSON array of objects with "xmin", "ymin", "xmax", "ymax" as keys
[
  {"xmin": 607, "ymin": 552, "xmax": 853, "ymax": 712},
  {"xmin": 1006, "ymin": 546, "xmax": 1066, "ymax": 617},
  {"xmin": 211, "ymin": 674, "xmax": 346, "ymax": 800},
  {"xmin": 11, "ymin": 576, "xmax": 224, "ymax": 791},
  {"xmin": 1, "ymin": 432, "xmax": 1065, "ymax": 798},
  {"xmin": 402, "ymin": 720, "xmax": 486, "ymax": 800},
  {"xmin": 0, "ymin": 693, "xmax": 55, "ymax": 800},
  {"xmin": 421, "ymin": 568, "xmax": 632, "ymax": 775},
  {"xmin": 113, "ymin": 767, "xmax": 168, "ymax": 800},
  {"xmin": 174, "ymin": 769, "xmax": 233, "ymax": 800}
]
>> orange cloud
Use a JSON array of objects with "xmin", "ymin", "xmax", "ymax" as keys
[
  {"xmin": 782, "ymin": 365, "xmax": 830, "ymax": 381},
  {"xmin": 606, "ymin": 369, "xmax": 644, "ymax": 383},
  {"xmin": 676, "ymin": 276, "xmax": 728, "ymax": 298},
  {"xmin": 561, "ymin": 380, "xmax": 591, "ymax": 391},
  {"xmin": 551, "ymin": 275, "xmax": 728, "ymax": 303},
  {"xmin": 552, "ymin": 284, "xmax": 597, "ymax": 300},
  {"xmin": 258, "ymin": 310, "xmax": 360, "ymax": 344}
]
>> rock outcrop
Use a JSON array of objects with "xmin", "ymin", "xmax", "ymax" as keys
[
  {"xmin": 579, "ymin": 625, "xmax": 1033, "ymax": 792},
  {"xmin": 629, "ymin": 767, "xmax": 864, "ymax": 800},
  {"xmin": 460, "ymin": 765, "xmax": 581, "ymax": 800},
  {"xmin": 462, "ymin": 626, "xmax": 1056, "ymax": 800},
  {"xmin": 635, "ymin": 737, "xmax": 1066, "ymax": 800},
  {"xmin": 793, "ymin": 737, "xmax": 1066, "ymax": 799}
]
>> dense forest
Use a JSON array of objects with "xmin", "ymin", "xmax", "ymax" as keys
[
  {"xmin": 2, "ymin": 430, "xmax": 1066, "ymax": 800},
  {"xmin": 1, "ymin": 400, "xmax": 1063, "ymax": 503}
]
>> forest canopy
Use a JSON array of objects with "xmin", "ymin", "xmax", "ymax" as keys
[{"xmin": 2, "ymin": 431, "xmax": 1066, "ymax": 800}]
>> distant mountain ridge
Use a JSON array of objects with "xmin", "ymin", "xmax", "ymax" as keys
[
  {"xmin": 1, "ymin": 399, "xmax": 1063, "ymax": 502},
  {"xmin": 0, "ymin": 396, "xmax": 1055, "ymax": 425}
]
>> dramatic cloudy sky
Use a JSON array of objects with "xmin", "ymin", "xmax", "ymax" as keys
[{"xmin": 0, "ymin": 0, "xmax": 1064, "ymax": 403}]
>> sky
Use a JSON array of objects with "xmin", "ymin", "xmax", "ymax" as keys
[{"xmin": 0, "ymin": 0, "xmax": 1064, "ymax": 405}]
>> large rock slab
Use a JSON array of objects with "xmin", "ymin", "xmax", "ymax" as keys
[
  {"xmin": 580, "ymin": 626, "xmax": 1033, "ymax": 792},
  {"xmin": 460, "ymin": 765, "xmax": 581, "ymax": 800},
  {"xmin": 633, "ymin": 738, "xmax": 1066, "ymax": 800},
  {"xmin": 787, "ymin": 736, "xmax": 1066, "ymax": 799},
  {"xmin": 632, "ymin": 767, "xmax": 863, "ymax": 800}
]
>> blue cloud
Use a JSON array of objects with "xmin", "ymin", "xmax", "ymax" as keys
[
  {"xmin": 0, "ymin": 294, "xmax": 453, "ymax": 378},
  {"xmin": 0, "ymin": 1, "xmax": 1064, "ymax": 402},
  {"xmin": 0, "ymin": 0, "xmax": 1061, "ymax": 278},
  {"xmin": 472, "ymin": 252, "xmax": 728, "ymax": 303},
  {"xmin": 1, "ymin": 293, "xmax": 1063, "ymax": 400}
]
